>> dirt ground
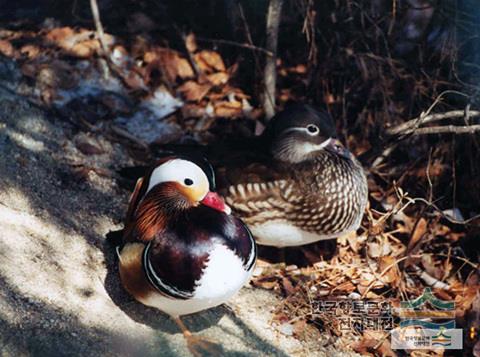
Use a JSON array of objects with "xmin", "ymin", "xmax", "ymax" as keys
[{"xmin": 0, "ymin": 56, "xmax": 359, "ymax": 357}]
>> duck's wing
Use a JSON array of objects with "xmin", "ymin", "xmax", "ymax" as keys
[
  {"xmin": 142, "ymin": 237, "xmax": 199, "ymax": 299},
  {"xmin": 216, "ymin": 160, "xmax": 303, "ymax": 226}
]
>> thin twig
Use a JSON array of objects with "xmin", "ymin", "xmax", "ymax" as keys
[
  {"xmin": 179, "ymin": 31, "xmax": 202, "ymax": 79},
  {"xmin": 109, "ymin": 124, "xmax": 149, "ymax": 150},
  {"xmin": 405, "ymin": 196, "xmax": 480, "ymax": 225},
  {"xmin": 263, "ymin": 0, "xmax": 284, "ymax": 120},
  {"xmin": 196, "ymin": 37, "xmax": 273, "ymax": 57},
  {"xmin": 409, "ymin": 124, "xmax": 480, "ymax": 135},
  {"xmin": 89, "ymin": 0, "xmax": 109, "ymax": 55},
  {"xmin": 411, "ymin": 265, "xmax": 451, "ymax": 290},
  {"xmin": 386, "ymin": 110, "xmax": 480, "ymax": 136}
]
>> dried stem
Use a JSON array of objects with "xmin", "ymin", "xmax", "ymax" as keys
[
  {"xmin": 89, "ymin": 0, "xmax": 109, "ymax": 55},
  {"xmin": 196, "ymin": 37, "xmax": 273, "ymax": 57},
  {"xmin": 386, "ymin": 110, "xmax": 480, "ymax": 136},
  {"xmin": 263, "ymin": 0, "xmax": 284, "ymax": 120}
]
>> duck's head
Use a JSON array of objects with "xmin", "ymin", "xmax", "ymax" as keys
[
  {"xmin": 263, "ymin": 104, "xmax": 350, "ymax": 163},
  {"xmin": 145, "ymin": 157, "xmax": 231, "ymax": 214}
]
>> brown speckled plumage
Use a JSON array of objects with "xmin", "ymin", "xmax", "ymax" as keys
[
  {"xmin": 224, "ymin": 149, "xmax": 367, "ymax": 238},
  {"xmin": 215, "ymin": 104, "xmax": 369, "ymax": 246}
]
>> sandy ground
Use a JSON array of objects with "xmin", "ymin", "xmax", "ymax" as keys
[{"xmin": 0, "ymin": 57, "xmax": 359, "ymax": 357}]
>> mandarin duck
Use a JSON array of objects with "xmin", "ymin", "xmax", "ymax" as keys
[
  {"xmin": 116, "ymin": 156, "xmax": 256, "ymax": 355},
  {"xmin": 120, "ymin": 104, "xmax": 368, "ymax": 248},
  {"xmin": 215, "ymin": 104, "xmax": 368, "ymax": 247}
]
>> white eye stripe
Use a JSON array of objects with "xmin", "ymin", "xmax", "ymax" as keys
[{"xmin": 283, "ymin": 126, "xmax": 319, "ymax": 136}]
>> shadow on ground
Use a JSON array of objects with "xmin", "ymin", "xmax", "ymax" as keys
[{"xmin": 0, "ymin": 57, "xmax": 294, "ymax": 357}]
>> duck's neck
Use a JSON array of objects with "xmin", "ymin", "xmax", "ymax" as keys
[{"xmin": 131, "ymin": 192, "xmax": 191, "ymax": 242}]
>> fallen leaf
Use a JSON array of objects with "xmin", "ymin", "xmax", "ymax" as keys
[
  {"xmin": 352, "ymin": 331, "xmax": 396, "ymax": 357},
  {"xmin": 367, "ymin": 242, "xmax": 391, "ymax": 258},
  {"xmin": 292, "ymin": 320, "xmax": 307, "ymax": 337},
  {"xmin": 177, "ymin": 80, "xmax": 212, "ymax": 102},
  {"xmin": 407, "ymin": 218, "xmax": 428, "ymax": 253},
  {"xmin": 214, "ymin": 100, "xmax": 242, "ymax": 118},
  {"xmin": 378, "ymin": 256, "xmax": 400, "ymax": 283},
  {"xmin": 281, "ymin": 277, "xmax": 296, "ymax": 295},
  {"xmin": 144, "ymin": 48, "xmax": 194, "ymax": 83},
  {"xmin": 206, "ymin": 72, "xmax": 229, "ymax": 86},
  {"xmin": 194, "ymin": 50, "xmax": 226, "ymax": 73},
  {"xmin": 181, "ymin": 103, "xmax": 207, "ymax": 118},
  {"xmin": 0, "ymin": 39, "xmax": 14, "ymax": 57},
  {"xmin": 185, "ymin": 33, "xmax": 198, "ymax": 53},
  {"xmin": 20, "ymin": 44, "xmax": 40, "ymax": 59},
  {"xmin": 75, "ymin": 138, "xmax": 103, "ymax": 155}
]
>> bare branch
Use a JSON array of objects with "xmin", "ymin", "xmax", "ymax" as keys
[
  {"xmin": 386, "ymin": 110, "xmax": 480, "ymax": 136},
  {"xmin": 263, "ymin": 0, "xmax": 284, "ymax": 120},
  {"xmin": 196, "ymin": 37, "xmax": 273, "ymax": 57},
  {"xmin": 89, "ymin": 0, "xmax": 109, "ymax": 55},
  {"xmin": 408, "ymin": 124, "xmax": 480, "ymax": 135}
]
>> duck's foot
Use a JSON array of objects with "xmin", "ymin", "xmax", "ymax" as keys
[
  {"xmin": 184, "ymin": 331, "xmax": 222, "ymax": 357},
  {"xmin": 173, "ymin": 317, "xmax": 223, "ymax": 357}
]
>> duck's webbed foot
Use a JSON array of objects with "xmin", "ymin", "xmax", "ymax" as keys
[{"xmin": 173, "ymin": 317, "xmax": 223, "ymax": 357}]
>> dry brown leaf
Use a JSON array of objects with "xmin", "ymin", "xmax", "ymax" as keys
[
  {"xmin": 367, "ymin": 241, "xmax": 391, "ymax": 258},
  {"xmin": 144, "ymin": 48, "xmax": 194, "ymax": 83},
  {"xmin": 75, "ymin": 140, "xmax": 103, "ymax": 156},
  {"xmin": 378, "ymin": 256, "xmax": 400, "ymax": 283},
  {"xmin": 407, "ymin": 218, "xmax": 428, "ymax": 252},
  {"xmin": 185, "ymin": 33, "xmax": 198, "ymax": 53},
  {"xmin": 281, "ymin": 277, "xmax": 296, "ymax": 295},
  {"xmin": 0, "ymin": 39, "xmax": 14, "ymax": 57},
  {"xmin": 352, "ymin": 331, "xmax": 396, "ymax": 357},
  {"xmin": 181, "ymin": 104, "xmax": 207, "ymax": 118},
  {"xmin": 252, "ymin": 279, "xmax": 277, "ymax": 290},
  {"xmin": 70, "ymin": 40, "xmax": 99, "ymax": 58},
  {"xmin": 123, "ymin": 70, "xmax": 147, "ymax": 91},
  {"xmin": 214, "ymin": 100, "xmax": 242, "ymax": 118},
  {"xmin": 332, "ymin": 281, "xmax": 356, "ymax": 293},
  {"xmin": 177, "ymin": 80, "xmax": 212, "ymax": 102},
  {"xmin": 454, "ymin": 285, "xmax": 480, "ymax": 316},
  {"xmin": 45, "ymin": 27, "xmax": 76, "ymax": 44},
  {"xmin": 20, "ymin": 44, "xmax": 40, "ymax": 59},
  {"xmin": 292, "ymin": 320, "xmax": 307, "ymax": 337},
  {"xmin": 206, "ymin": 72, "xmax": 229, "ymax": 86},
  {"xmin": 194, "ymin": 50, "xmax": 226, "ymax": 73}
]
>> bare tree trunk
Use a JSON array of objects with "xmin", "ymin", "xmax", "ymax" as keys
[{"xmin": 263, "ymin": 0, "xmax": 284, "ymax": 120}]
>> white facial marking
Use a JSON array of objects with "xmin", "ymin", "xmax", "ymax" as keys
[
  {"xmin": 283, "ymin": 126, "xmax": 321, "ymax": 137},
  {"xmin": 146, "ymin": 159, "xmax": 209, "ymax": 197}
]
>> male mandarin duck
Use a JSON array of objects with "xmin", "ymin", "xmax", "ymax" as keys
[
  {"xmin": 215, "ymin": 103, "xmax": 369, "ymax": 247},
  {"xmin": 117, "ymin": 156, "xmax": 256, "ymax": 354}
]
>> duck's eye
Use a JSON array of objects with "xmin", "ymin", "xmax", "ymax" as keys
[
  {"xmin": 306, "ymin": 124, "xmax": 319, "ymax": 135},
  {"xmin": 184, "ymin": 178, "xmax": 194, "ymax": 186}
]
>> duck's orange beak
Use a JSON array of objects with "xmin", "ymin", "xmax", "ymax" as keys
[{"xmin": 201, "ymin": 192, "xmax": 231, "ymax": 215}]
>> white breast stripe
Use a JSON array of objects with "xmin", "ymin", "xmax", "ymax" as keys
[
  {"xmin": 142, "ymin": 242, "xmax": 193, "ymax": 299},
  {"xmin": 244, "ymin": 227, "xmax": 257, "ymax": 271}
]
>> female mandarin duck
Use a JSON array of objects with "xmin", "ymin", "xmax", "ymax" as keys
[
  {"xmin": 117, "ymin": 156, "xmax": 256, "ymax": 354},
  {"xmin": 214, "ymin": 103, "xmax": 369, "ymax": 247}
]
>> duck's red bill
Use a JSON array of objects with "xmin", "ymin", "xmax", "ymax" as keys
[{"xmin": 201, "ymin": 191, "xmax": 231, "ymax": 215}]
